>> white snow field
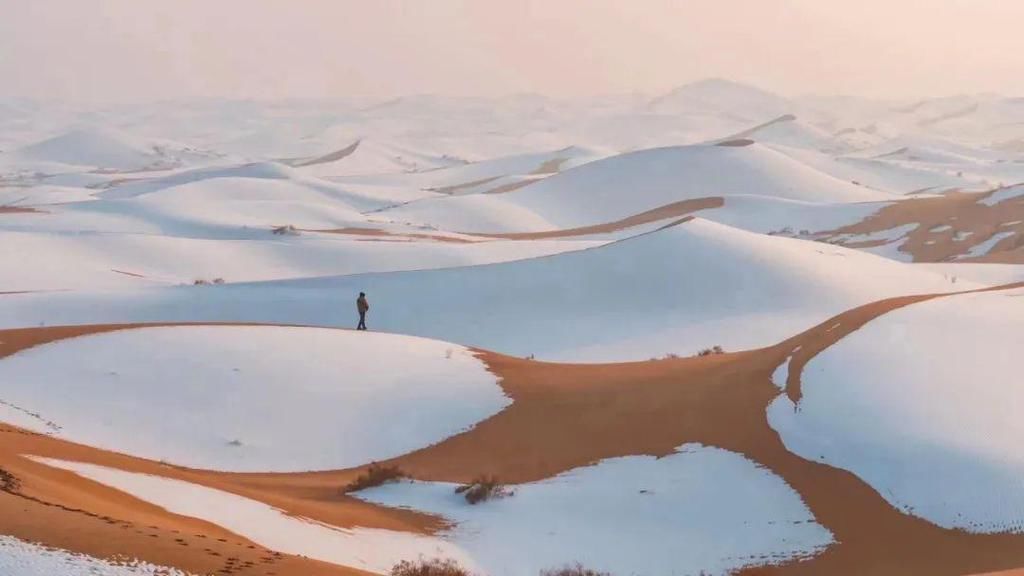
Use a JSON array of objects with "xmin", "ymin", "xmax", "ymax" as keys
[
  {"xmin": 355, "ymin": 444, "xmax": 833, "ymax": 576},
  {"xmin": 980, "ymin": 184, "xmax": 1024, "ymax": 207},
  {"xmin": 0, "ymin": 219, "xmax": 970, "ymax": 361},
  {"xmin": 29, "ymin": 458, "xmax": 476, "ymax": 575},
  {"xmin": 378, "ymin": 142, "xmax": 895, "ymax": 234},
  {"xmin": 0, "ymin": 535, "xmax": 192, "ymax": 576},
  {"xmin": 0, "ymin": 231, "xmax": 603, "ymax": 291},
  {"xmin": 768, "ymin": 288, "xmax": 1024, "ymax": 532},
  {"xmin": 6, "ymin": 77, "xmax": 1024, "ymax": 575},
  {"xmin": 34, "ymin": 445, "xmax": 833, "ymax": 576},
  {"xmin": 0, "ymin": 326, "xmax": 509, "ymax": 471},
  {"xmin": 10, "ymin": 128, "xmax": 173, "ymax": 172}
]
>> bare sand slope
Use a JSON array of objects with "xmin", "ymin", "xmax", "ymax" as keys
[
  {"xmin": 4, "ymin": 290, "xmax": 1024, "ymax": 575},
  {"xmin": 819, "ymin": 188, "xmax": 1024, "ymax": 262}
]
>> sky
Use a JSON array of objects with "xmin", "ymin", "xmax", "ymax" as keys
[{"xmin": 2, "ymin": 0, "xmax": 1023, "ymax": 102}]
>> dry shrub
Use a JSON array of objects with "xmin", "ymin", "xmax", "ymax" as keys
[
  {"xmin": 390, "ymin": 557, "xmax": 471, "ymax": 576},
  {"xmin": 344, "ymin": 462, "xmax": 407, "ymax": 493},
  {"xmin": 455, "ymin": 475, "xmax": 512, "ymax": 505},
  {"xmin": 540, "ymin": 563, "xmax": 612, "ymax": 576},
  {"xmin": 271, "ymin": 224, "xmax": 300, "ymax": 236},
  {"xmin": 696, "ymin": 345, "xmax": 725, "ymax": 357},
  {"xmin": 0, "ymin": 467, "xmax": 20, "ymax": 493}
]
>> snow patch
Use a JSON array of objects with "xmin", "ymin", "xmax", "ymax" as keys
[
  {"xmin": 28, "ymin": 458, "xmax": 473, "ymax": 575},
  {"xmin": 769, "ymin": 289, "xmax": 1024, "ymax": 532},
  {"xmin": 355, "ymin": 444, "xmax": 833, "ymax": 576},
  {"xmin": 0, "ymin": 326, "xmax": 508, "ymax": 471},
  {"xmin": 979, "ymin": 185, "xmax": 1024, "ymax": 207},
  {"xmin": 960, "ymin": 231, "xmax": 1016, "ymax": 259}
]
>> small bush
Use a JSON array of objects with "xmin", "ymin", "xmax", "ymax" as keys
[
  {"xmin": 541, "ymin": 563, "xmax": 612, "ymax": 576},
  {"xmin": 455, "ymin": 475, "xmax": 512, "ymax": 505},
  {"xmin": 0, "ymin": 467, "xmax": 20, "ymax": 493},
  {"xmin": 390, "ymin": 557, "xmax": 471, "ymax": 576},
  {"xmin": 193, "ymin": 278, "xmax": 225, "ymax": 286},
  {"xmin": 271, "ymin": 224, "xmax": 300, "ymax": 236},
  {"xmin": 344, "ymin": 462, "xmax": 407, "ymax": 493},
  {"xmin": 696, "ymin": 345, "xmax": 725, "ymax": 357},
  {"xmin": 766, "ymin": 226, "xmax": 793, "ymax": 236}
]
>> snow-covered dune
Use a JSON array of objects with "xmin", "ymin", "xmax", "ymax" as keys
[
  {"xmin": 0, "ymin": 219, "xmax": 968, "ymax": 361},
  {"xmin": 345, "ymin": 146, "xmax": 604, "ymax": 192},
  {"xmin": 0, "ymin": 326, "xmax": 509, "ymax": 471},
  {"xmin": 769, "ymin": 288, "xmax": 1024, "ymax": 532},
  {"xmin": 379, "ymin": 142, "xmax": 895, "ymax": 233},
  {"xmin": 649, "ymin": 78, "xmax": 795, "ymax": 123},
  {"xmin": 710, "ymin": 114, "xmax": 843, "ymax": 153},
  {"xmin": 0, "ymin": 230, "xmax": 603, "ymax": 291},
  {"xmin": 98, "ymin": 161, "xmax": 435, "ymax": 212},
  {"xmin": 356, "ymin": 444, "xmax": 833, "ymax": 576},
  {"xmin": 29, "ymin": 458, "xmax": 473, "ymax": 575},
  {"xmin": 298, "ymin": 138, "xmax": 464, "ymax": 178},
  {"xmin": 14, "ymin": 128, "xmax": 157, "ymax": 170},
  {"xmin": 9, "ymin": 128, "xmax": 199, "ymax": 172},
  {"xmin": 34, "ymin": 444, "xmax": 832, "ymax": 576}
]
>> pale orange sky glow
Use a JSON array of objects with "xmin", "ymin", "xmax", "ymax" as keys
[{"xmin": 2, "ymin": 0, "xmax": 1023, "ymax": 101}]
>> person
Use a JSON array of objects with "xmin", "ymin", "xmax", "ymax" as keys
[{"xmin": 356, "ymin": 292, "xmax": 369, "ymax": 331}]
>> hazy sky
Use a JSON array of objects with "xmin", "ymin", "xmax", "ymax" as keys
[{"xmin": 3, "ymin": 0, "xmax": 1023, "ymax": 102}]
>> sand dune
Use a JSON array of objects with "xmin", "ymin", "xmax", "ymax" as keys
[
  {"xmin": 378, "ymin": 142, "xmax": 894, "ymax": 234},
  {"xmin": 0, "ymin": 218, "xmax": 970, "ymax": 361},
  {"xmin": 12, "ymin": 128, "xmax": 165, "ymax": 171},
  {"xmin": 5, "ymin": 284, "xmax": 1024, "ymax": 574},
  {"xmin": 815, "ymin": 186, "xmax": 1024, "ymax": 262},
  {"xmin": 6, "ymin": 84, "xmax": 1024, "ymax": 575}
]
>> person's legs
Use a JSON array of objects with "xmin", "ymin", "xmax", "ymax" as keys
[{"xmin": 358, "ymin": 312, "xmax": 366, "ymax": 330}]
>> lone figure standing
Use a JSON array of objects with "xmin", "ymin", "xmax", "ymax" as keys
[{"xmin": 356, "ymin": 292, "xmax": 369, "ymax": 331}]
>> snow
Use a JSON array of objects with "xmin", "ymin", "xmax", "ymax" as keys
[
  {"xmin": 378, "ymin": 143, "xmax": 895, "ymax": 234},
  {"xmin": 0, "ymin": 535, "xmax": 191, "ymax": 576},
  {"xmin": 12, "ymin": 128, "xmax": 163, "ymax": 171},
  {"xmin": 960, "ymin": 231, "xmax": 1016, "ymax": 259},
  {"xmin": 919, "ymin": 262, "xmax": 1024, "ymax": 286},
  {"xmin": 29, "ymin": 458, "xmax": 474, "ymax": 575},
  {"xmin": 649, "ymin": 78, "xmax": 795, "ymax": 123},
  {"xmin": 830, "ymin": 223, "xmax": 919, "ymax": 246},
  {"xmin": 768, "ymin": 288, "xmax": 1024, "ymax": 532},
  {"xmin": 979, "ymin": 185, "xmax": 1024, "ymax": 207},
  {"xmin": 771, "ymin": 353, "xmax": 796, "ymax": 391},
  {"xmin": 34, "ymin": 445, "xmax": 833, "ymax": 576},
  {"xmin": 374, "ymin": 193, "xmax": 560, "ymax": 234},
  {"xmin": 97, "ymin": 162, "xmax": 438, "ymax": 213},
  {"xmin": 0, "ymin": 219, "xmax": 972, "ymax": 362},
  {"xmin": 354, "ymin": 146, "xmax": 603, "ymax": 191},
  {"xmin": 777, "ymin": 146, "xmax": 974, "ymax": 195},
  {"xmin": 700, "ymin": 195, "xmax": 884, "ymax": 235},
  {"xmin": 298, "ymin": 138, "xmax": 463, "ymax": 178},
  {"xmin": 0, "ymin": 326, "xmax": 509, "ymax": 471},
  {"xmin": 0, "ymin": 230, "xmax": 604, "ymax": 291},
  {"xmin": 829, "ymin": 224, "xmax": 919, "ymax": 262},
  {"xmin": 355, "ymin": 444, "xmax": 833, "ymax": 576}
]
